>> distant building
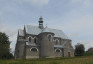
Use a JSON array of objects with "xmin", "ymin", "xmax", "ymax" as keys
[
  {"xmin": 14, "ymin": 17, "xmax": 74, "ymax": 59},
  {"xmin": 87, "ymin": 48, "xmax": 93, "ymax": 53}
]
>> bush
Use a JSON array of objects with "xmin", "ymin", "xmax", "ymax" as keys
[{"xmin": 75, "ymin": 43, "xmax": 85, "ymax": 56}]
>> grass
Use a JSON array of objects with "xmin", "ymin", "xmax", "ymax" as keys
[
  {"xmin": 84, "ymin": 52, "xmax": 93, "ymax": 56},
  {"xmin": 0, "ymin": 56, "xmax": 93, "ymax": 64}
]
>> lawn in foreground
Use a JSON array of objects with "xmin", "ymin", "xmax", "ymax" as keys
[{"xmin": 0, "ymin": 56, "xmax": 93, "ymax": 64}]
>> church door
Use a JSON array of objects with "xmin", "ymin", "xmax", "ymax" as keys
[{"xmin": 68, "ymin": 52, "xmax": 70, "ymax": 57}]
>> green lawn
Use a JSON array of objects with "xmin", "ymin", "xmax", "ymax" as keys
[{"xmin": 0, "ymin": 56, "xmax": 93, "ymax": 64}]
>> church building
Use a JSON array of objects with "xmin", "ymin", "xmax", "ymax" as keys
[{"xmin": 14, "ymin": 17, "xmax": 74, "ymax": 59}]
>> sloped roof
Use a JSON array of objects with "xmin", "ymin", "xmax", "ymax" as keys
[
  {"xmin": 25, "ymin": 25, "xmax": 41, "ymax": 35},
  {"xmin": 42, "ymin": 27, "xmax": 51, "ymax": 33},
  {"xmin": 18, "ymin": 29, "xmax": 24, "ymax": 36},
  {"xmin": 24, "ymin": 25, "xmax": 69, "ymax": 39}
]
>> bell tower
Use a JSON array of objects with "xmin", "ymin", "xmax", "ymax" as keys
[{"xmin": 39, "ymin": 16, "xmax": 43, "ymax": 29}]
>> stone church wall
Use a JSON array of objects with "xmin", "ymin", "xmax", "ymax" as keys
[
  {"xmin": 54, "ymin": 48, "xmax": 63, "ymax": 57},
  {"xmin": 25, "ymin": 46, "xmax": 39, "ymax": 59},
  {"xmin": 39, "ymin": 32, "xmax": 55, "ymax": 58},
  {"xmin": 15, "ymin": 40, "xmax": 26, "ymax": 59},
  {"xmin": 63, "ymin": 40, "xmax": 74, "ymax": 57}
]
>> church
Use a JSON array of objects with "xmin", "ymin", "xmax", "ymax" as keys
[{"xmin": 14, "ymin": 17, "xmax": 74, "ymax": 59}]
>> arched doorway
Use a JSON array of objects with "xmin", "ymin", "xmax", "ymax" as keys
[{"xmin": 68, "ymin": 52, "xmax": 70, "ymax": 57}]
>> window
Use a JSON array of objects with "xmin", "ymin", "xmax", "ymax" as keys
[
  {"xmin": 34, "ymin": 38, "xmax": 37, "ymax": 43},
  {"xmin": 30, "ymin": 48, "xmax": 38, "ymax": 52},
  {"xmin": 28, "ymin": 37, "xmax": 31, "ymax": 42},
  {"xmin": 55, "ymin": 49, "xmax": 61, "ymax": 53},
  {"xmin": 55, "ymin": 39, "xmax": 59, "ymax": 45},
  {"xmin": 48, "ymin": 35, "xmax": 52, "ymax": 41}
]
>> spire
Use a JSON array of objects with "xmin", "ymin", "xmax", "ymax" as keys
[
  {"xmin": 39, "ymin": 16, "xmax": 43, "ymax": 29},
  {"xmin": 39, "ymin": 16, "xmax": 43, "ymax": 21}
]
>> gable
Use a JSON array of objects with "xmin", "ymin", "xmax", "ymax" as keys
[
  {"xmin": 18, "ymin": 29, "xmax": 24, "ymax": 36},
  {"xmin": 25, "ymin": 25, "xmax": 42, "ymax": 35}
]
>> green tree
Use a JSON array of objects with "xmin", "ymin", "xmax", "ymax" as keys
[
  {"xmin": 75, "ymin": 43, "xmax": 85, "ymax": 56},
  {"xmin": 0, "ymin": 32, "xmax": 13, "ymax": 59}
]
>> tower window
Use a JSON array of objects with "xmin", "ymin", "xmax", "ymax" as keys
[
  {"xmin": 48, "ymin": 35, "xmax": 52, "ymax": 41},
  {"xmin": 34, "ymin": 38, "xmax": 37, "ymax": 43}
]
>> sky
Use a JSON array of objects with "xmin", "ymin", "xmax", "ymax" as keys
[{"xmin": 0, "ymin": 0, "xmax": 93, "ymax": 53}]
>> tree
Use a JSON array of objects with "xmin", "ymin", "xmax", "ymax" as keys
[
  {"xmin": 0, "ymin": 32, "xmax": 13, "ymax": 59},
  {"xmin": 75, "ymin": 43, "xmax": 85, "ymax": 56}
]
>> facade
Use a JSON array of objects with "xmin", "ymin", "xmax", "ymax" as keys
[{"xmin": 14, "ymin": 17, "xmax": 74, "ymax": 59}]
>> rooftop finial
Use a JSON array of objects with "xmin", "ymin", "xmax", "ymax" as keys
[
  {"xmin": 39, "ymin": 16, "xmax": 43, "ymax": 29},
  {"xmin": 39, "ymin": 16, "xmax": 43, "ymax": 21}
]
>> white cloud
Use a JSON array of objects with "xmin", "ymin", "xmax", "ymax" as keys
[
  {"xmin": 80, "ymin": 40, "xmax": 93, "ymax": 51},
  {"xmin": 0, "ymin": 11, "xmax": 2, "ymax": 16},
  {"xmin": 15, "ymin": 0, "xmax": 49, "ymax": 6},
  {"xmin": 71, "ymin": 0, "xmax": 92, "ymax": 8},
  {"xmin": 0, "ymin": 0, "xmax": 3, "ymax": 1},
  {"xmin": 67, "ymin": 33, "xmax": 79, "ymax": 38},
  {"xmin": 72, "ymin": 0, "xmax": 90, "ymax": 3},
  {"xmin": 10, "ymin": 34, "xmax": 17, "ymax": 54},
  {"xmin": 63, "ymin": 15, "xmax": 93, "ymax": 33},
  {"xmin": 62, "ymin": 15, "xmax": 93, "ymax": 50}
]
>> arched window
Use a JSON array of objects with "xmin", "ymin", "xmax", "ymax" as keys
[
  {"xmin": 28, "ymin": 37, "xmax": 31, "ymax": 42},
  {"xmin": 48, "ymin": 35, "xmax": 52, "ymax": 41},
  {"xmin": 55, "ymin": 39, "xmax": 59, "ymax": 45},
  {"xmin": 30, "ymin": 48, "xmax": 38, "ymax": 52},
  {"xmin": 55, "ymin": 49, "xmax": 61, "ymax": 53},
  {"xmin": 34, "ymin": 38, "xmax": 37, "ymax": 43}
]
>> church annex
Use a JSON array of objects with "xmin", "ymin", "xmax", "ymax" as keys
[{"xmin": 14, "ymin": 17, "xmax": 74, "ymax": 59}]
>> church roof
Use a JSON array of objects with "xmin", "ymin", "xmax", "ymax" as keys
[
  {"xmin": 23, "ymin": 25, "xmax": 69, "ymax": 39},
  {"xmin": 42, "ymin": 27, "xmax": 52, "ymax": 33},
  {"xmin": 18, "ymin": 29, "xmax": 24, "ymax": 36},
  {"xmin": 25, "ymin": 25, "xmax": 41, "ymax": 35}
]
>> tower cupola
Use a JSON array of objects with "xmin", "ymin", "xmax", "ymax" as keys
[{"xmin": 39, "ymin": 16, "xmax": 43, "ymax": 29}]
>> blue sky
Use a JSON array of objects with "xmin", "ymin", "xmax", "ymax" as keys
[{"xmin": 0, "ymin": 0, "xmax": 93, "ymax": 53}]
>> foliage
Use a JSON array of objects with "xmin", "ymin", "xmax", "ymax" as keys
[
  {"xmin": 84, "ymin": 52, "xmax": 93, "ymax": 56},
  {"xmin": 75, "ymin": 43, "xmax": 85, "ymax": 56},
  {"xmin": 84, "ymin": 48, "xmax": 93, "ymax": 56},
  {"xmin": 0, "ymin": 56, "xmax": 93, "ymax": 64},
  {"xmin": 0, "ymin": 32, "xmax": 14, "ymax": 59}
]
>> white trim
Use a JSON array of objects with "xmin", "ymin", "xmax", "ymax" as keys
[
  {"xmin": 47, "ymin": 34, "xmax": 52, "ymax": 37},
  {"xmin": 28, "ymin": 36, "xmax": 32, "ymax": 38},
  {"xmin": 28, "ymin": 36, "xmax": 32, "ymax": 42},
  {"xmin": 47, "ymin": 34, "xmax": 53, "ymax": 42},
  {"xmin": 55, "ymin": 48, "xmax": 62, "ymax": 52},
  {"xmin": 30, "ymin": 47, "xmax": 38, "ymax": 52},
  {"xmin": 33, "ymin": 37, "xmax": 38, "ymax": 43},
  {"xmin": 55, "ymin": 39, "xmax": 59, "ymax": 45},
  {"xmin": 28, "ymin": 36, "xmax": 35, "ymax": 39},
  {"xmin": 54, "ymin": 39, "xmax": 59, "ymax": 42},
  {"xmin": 33, "ymin": 36, "xmax": 36, "ymax": 39}
]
